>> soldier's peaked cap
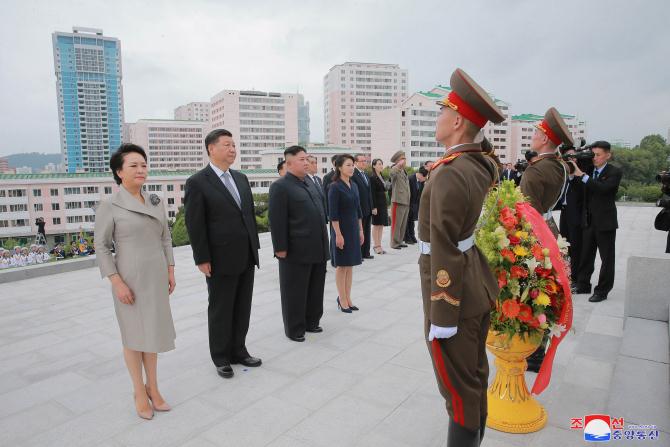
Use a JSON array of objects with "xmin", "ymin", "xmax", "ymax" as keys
[
  {"xmin": 535, "ymin": 107, "xmax": 574, "ymax": 146},
  {"xmin": 437, "ymin": 68, "xmax": 505, "ymax": 128}
]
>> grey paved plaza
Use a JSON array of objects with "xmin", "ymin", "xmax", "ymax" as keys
[{"xmin": 1, "ymin": 205, "xmax": 668, "ymax": 447}]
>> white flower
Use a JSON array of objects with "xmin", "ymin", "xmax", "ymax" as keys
[
  {"xmin": 525, "ymin": 258, "xmax": 540, "ymax": 271},
  {"xmin": 497, "ymin": 237, "xmax": 510, "ymax": 249},
  {"xmin": 556, "ymin": 236, "xmax": 570, "ymax": 253},
  {"xmin": 543, "ymin": 258, "xmax": 553, "ymax": 269},
  {"xmin": 548, "ymin": 323, "xmax": 567, "ymax": 338}
]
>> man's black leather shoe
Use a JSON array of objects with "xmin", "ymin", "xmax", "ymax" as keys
[
  {"xmin": 231, "ymin": 356, "xmax": 262, "ymax": 367},
  {"xmin": 588, "ymin": 293, "xmax": 607, "ymax": 303},
  {"xmin": 288, "ymin": 335, "xmax": 305, "ymax": 342},
  {"xmin": 404, "ymin": 240, "xmax": 417, "ymax": 245},
  {"xmin": 573, "ymin": 285, "xmax": 592, "ymax": 294},
  {"xmin": 217, "ymin": 364, "xmax": 234, "ymax": 378},
  {"xmin": 306, "ymin": 326, "xmax": 323, "ymax": 333},
  {"xmin": 363, "ymin": 255, "xmax": 374, "ymax": 259},
  {"xmin": 399, "ymin": 244, "xmax": 408, "ymax": 248}
]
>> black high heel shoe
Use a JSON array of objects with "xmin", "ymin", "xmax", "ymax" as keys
[
  {"xmin": 337, "ymin": 297, "xmax": 352, "ymax": 313},
  {"xmin": 350, "ymin": 305, "xmax": 359, "ymax": 311}
]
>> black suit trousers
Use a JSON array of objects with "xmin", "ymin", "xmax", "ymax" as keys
[
  {"xmin": 577, "ymin": 227, "xmax": 616, "ymax": 295},
  {"xmin": 278, "ymin": 260, "xmax": 326, "ymax": 337},
  {"xmin": 205, "ymin": 252, "xmax": 255, "ymax": 366},
  {"xmin": 405, "ymin": 207, "xmax": 416, "ymax": 242},
  {"xmin": 361, "ymin": 213, "xmax": 372, "ymax": 257},
  {"xmin": 559, "ymin": 211, "xmax": 582, "ymax": 282}
]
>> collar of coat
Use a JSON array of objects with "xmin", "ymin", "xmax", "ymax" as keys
[
  {"xmin": 430, "ymin": 142, "xmax": 482, "ymax": 172},
  {"xmin": 111, "ymin": 185, "xmax": 164, "ymax": 222}
]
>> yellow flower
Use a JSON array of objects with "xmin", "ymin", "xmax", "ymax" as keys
[
  {"xmin": 515, "ymin": 231, "xmax": 529, "ymax": 240},
  {"xmin": 533, "ymin": 292, "xmax": 551, "ymax": 307},
  {"xmin": 513, "ymin": 245, "xmax": 528, "ymax": 257}
]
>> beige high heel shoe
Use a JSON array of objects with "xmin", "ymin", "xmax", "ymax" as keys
[
  {"xmin": 134, "ymin": 393, "xmax": 154, "ymax": 420},
  {"xmin": 145, "ymin": 384, "xmax": 171, "ymax": 412}
]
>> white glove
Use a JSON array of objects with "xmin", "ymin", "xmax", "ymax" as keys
[{"xmin": 428, "ymin": 324, "xmax": 458, "ymax": 341}]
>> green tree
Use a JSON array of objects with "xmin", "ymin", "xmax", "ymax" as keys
[{"xmin": 171, "ymin": 206, "xmax": 190, "ymax": 247}]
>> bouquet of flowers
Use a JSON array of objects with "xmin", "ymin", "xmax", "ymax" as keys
[{"xmin": 475, "ymin": 180, "xmax": 573, "ymax": 394}]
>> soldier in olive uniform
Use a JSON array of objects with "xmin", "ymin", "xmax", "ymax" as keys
[
  {"xmin": 519, "ymin": 107, "xmax": 573, "ymax": 373},
  {"xmin": 519, "ymin": 107, "xmax": 573, "ymax": 235},
  {"xmin": 418, "ymin": 68, "xmax": 505, "ymax": 447},
  {"xmin": 390, "ymin": 151, "xmax": 411, "ymax": 249}
]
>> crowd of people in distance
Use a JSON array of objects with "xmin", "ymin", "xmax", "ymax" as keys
[{"xmin": 0, "ymin": 239, "xmax": 95, "ymax": 270}]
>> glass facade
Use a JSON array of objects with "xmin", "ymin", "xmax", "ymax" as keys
[{"xmin": 52, "ymin": 29, "xmax": 124, "ymax": 173}]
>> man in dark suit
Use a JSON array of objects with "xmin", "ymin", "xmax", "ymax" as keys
[
  {"xmin": 558, "ymin": 148, "xmax": 585, "ymax": 285},
  {"xmin": 501, "ymin": 163, "xmax": 514, "ymax": 181},
  {"xmin": 321, "ymin": 154, "xmax": 338, "ymax": 197},
  {"xmin": 571, "ymin": 141, "xmax": 623, "ymax": 302},
  {"xmin": 269, "ymin": 146, "xmax": 330, "ymax": 342},
  {"xmin": 351, "ymin": 154, "xmax": 375, "ymax": 259},
  {"xmin": 405, "ymin": 166, "xmax": 428, "ymax": 244},
  {"xmin": 306, "ymin": 155, "xmax": 327, "ymax": 219},
  {"xmin": 184, "ymin": 129, "xmax": 261, "ymax": 378}
]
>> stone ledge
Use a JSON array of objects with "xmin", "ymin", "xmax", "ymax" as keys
[
  {"xmin": 0, "ymin": 256, "xmax": 98, "ymax": 284},
  {"xmin": 625, "ymin": 254, "xmax": 670, "ymax": 323}
]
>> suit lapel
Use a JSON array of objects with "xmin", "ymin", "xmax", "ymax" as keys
[
  {"xmin": 112, "ymin": 186, "xmax": 164, "ymax": 222},
  {"xmin": 204, "ymin": 165, "xmax": 241, "ymax": 210}
]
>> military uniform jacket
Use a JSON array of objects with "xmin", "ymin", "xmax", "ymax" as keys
[
  {"xmin": 417, "ymin": 144, "xmax": 500, "ymax": 327},
  {"xmin": 519, "ymin": 155, "xmax": 566, "ymax": 214},
  {"xmin": 390, "ymin": 166, "xmax": 410, "ymax": 205}
]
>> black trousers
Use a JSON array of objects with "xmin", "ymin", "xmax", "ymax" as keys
[
  {"xmin": 577, "ymin": 227, "xmax": 616, "ymax": 296},
  {"xmin": 361, "ymin": 213, "xmax": 372, "ymax": 257},
  {"xmin": 559, "ymin": 213, "xmax": 582, "ymax": 282},
  {"xmin": 278, "ymin": 260, "xmax": 326, "ymax": 338},
  {"xmin": 405, "ymin": 208, "xmax": 417, "ymax": 242},
  {"xmin": 205, "ymin": 262, "xmax": 255, "ymax": 367}
]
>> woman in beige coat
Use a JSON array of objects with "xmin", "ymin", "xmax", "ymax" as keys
[{"xmin": 95, "ymin": 144, "xmax": 176, "ymax": 420}]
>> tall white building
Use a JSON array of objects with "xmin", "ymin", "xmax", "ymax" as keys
[
  {"xmin": 174, "ymin": 102, "xmax": 210, "ymax": 122},
  {"xmin": 209, "ymin": 90, "xmax": 308, "ymax": 170},
  {"xmin": 324, "ymin": 62, "xmax": 409, "ymax": 154},
  {"xmin": 371, "ymin": 86, "xmax": 512, "ymax": 167},
  {"xmin": 510, "ymin": 113, "xmax": 587, "ymax": 162},
  {"xmin": 124, "ymin": 119, "xmax": 208, "ymax": 171}
]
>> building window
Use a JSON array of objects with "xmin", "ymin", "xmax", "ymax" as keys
[
  {"xmin": 0, "ymin": 220, "xmax": 8, "ymax": 228},
  {"xmin": 180, "ymin": 184, "xmax": 185, "ymax": 191},
  {"xmin": 168, "ymin": 211, "xmax": 176, "ymax": 218},
  {"xmin": 167, "ymin": 184, "xmax": 174, "ymax": 192},
  {"xmin": 53, "ymin": 217, "xmax": 61, "ymax": 225},
  {"xmin": 51, "ymin": 203, "xmax": 60, "ymax": 211},
  {"xmin": 10, "ymin": 204, "xmax": 28, "ymax": 212},
  {"xmin": 34, "ymin": 203, "xmax": 43, "ymax": 212},
  {"xmin": 147, "ymin": 185, "xmax": 162, "ymax": 192},
  {"xmin": 104, "ymin": 186, "xmax": 112, "ymax": 194},
  {"xmin": 64, "ymin": 187, "xmax": 81, "ymax": 195},
  {"xmin": 8, "ymin": 189, "xmax": 26, "ymax": 197},
  {"xmin": 83, "ymin": 186, "xmax": 98, "ymax": 194},
  {"xmin": 168, "ymin": 198, "xmax": 175, "ymax": 205},
  {"xmin": 12, "ymin": 219, "xmax": 28, "ymax": 227},
  {"xmin": 65, "ymin": 202, "xmax": 82, "ymax": 209},
  {"xmin": 0, "ymin": 190, "xmax": 5, "ymax": 197},
  {"xmin": 66, "ymin": 216, "xmax": 84, "ymax": 224},
  {"xmin": 50, "ymin": 188, "xmax": 59, "ymax": 196},
  {"xmin": 33, "ymin": 189, "xmax": 42, "ymax": 197}
]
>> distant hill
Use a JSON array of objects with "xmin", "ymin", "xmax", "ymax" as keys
[{"xmin": 5, "ymin": 153, "xmax": 63, "ymax": 171}]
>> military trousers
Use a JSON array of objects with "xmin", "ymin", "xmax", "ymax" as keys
[
  {"xmin": 420, "ymin": 255, "xmax": 490, "ymax": 432},
  {"xmin": 390, "ymin": 202, "xmax": 409, "ymax": 248}
]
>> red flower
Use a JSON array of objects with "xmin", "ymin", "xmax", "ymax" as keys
[
  {"xmin": 510, "ymin": 265, "xmax": 528, "ymax": 279},
  {"xmin": 518, "ymin": 303, "xmax": 534, "ymax": 323},
  {"xmin": 508, "ymin": 234, "xmax": 521, "ymax": 245},
  {"xmin": 528, "ymin": 318, "xmax": 541, "ymax": 329},
  {"xmin": 501, "ymin": 249, "xmax": 516, "ymax": 263},
  {"xmin": 545, "ymin": 280, "xmax": 559, "ymax": 294},
  {"xmin": 531, "ymin": 244, "xmax": 544, "ymax": 261},
  {"xmin": 497, "ymin": 270, "xmax": 508, "ymax": 288},
  {"xmin": 535, "ymin": 267, "xmax": 552, "ymax": 278},
  {"xmin": 499, "ymin": 207, "xmax": 518, "ymax": 230},
  {"xmin": 501, "ymin": 299, "xmax": 520, "ymax": 318},
  {"xmin": 529, "ymin": 288, "xmax": 539, "ymax": 299}
]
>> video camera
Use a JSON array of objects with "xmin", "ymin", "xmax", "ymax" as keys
[
  {"xmin": 560, "ymin": 138, "xmax": 594, "ymax": 174},
  {"xmin": 514, "ymin": 150, "xmax": 537, "ymax": 174},
  {"xmin": 657, "ymin": 170, "xmax": 670, "ymax": 202}
]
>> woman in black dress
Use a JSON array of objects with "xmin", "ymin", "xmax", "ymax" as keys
[
  {"xmin": 328, "ymin": 154, "xmax": 363, "ymax": 313},
  {"xmin": 370, "ymin": 159, "xmax": 390, "ymax": 254}
]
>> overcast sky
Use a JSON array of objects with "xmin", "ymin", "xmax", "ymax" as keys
[{"xmin": 1, "ymin": 0, "xmax": 669, "ymax": 157}]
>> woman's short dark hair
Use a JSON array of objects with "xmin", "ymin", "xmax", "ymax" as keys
[
  {"xmin": 110, "ymin": 144, "xmax": 147, "ymax": 185},
  {"xmin": 333, "ymin": 154, "xmax": 355, "ymax": 182},
  {"xmin": 205, "ymin": 129, "xmax": 233, "ymax": 156}
]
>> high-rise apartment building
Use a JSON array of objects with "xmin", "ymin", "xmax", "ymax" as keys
[
  {"xmin": 324, "ymin": 62, "xmax": 408, "ymax": 153},
  {"xmin": 209, "ymin": 90, "xmax": 308, "ymax": 169},
  {"xmin": 124, "ymin": 119, "xmax": 208, "ymax": 171},
  {"xmin": 510, "ymin": 113, "xmax": 586, "ymax": 162},
  {"xmin": 52, "ymin": 27, "xmax": 124, "ymax": 173},
  {"xmin": 174, "ymin": 102, "xmax": 210, "ymax": 122}
]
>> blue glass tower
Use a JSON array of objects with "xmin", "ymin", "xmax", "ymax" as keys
[{"xmin": 52, "ymin": 27, "xmax": 124, "ymax": 173}]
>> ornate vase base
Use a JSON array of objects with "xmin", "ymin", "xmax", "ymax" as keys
[{"xmin": 486, "ymin": 391, "xmax": 547, "ymax": 433}]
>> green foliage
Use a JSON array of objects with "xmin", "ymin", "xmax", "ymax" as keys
[
  {"xmin": 256, "ymin": 210, "xmax": 269, "ymax": 233},
  {"xmin": 618, "ymin": 182, "xmax": 662, "ymax": 202},
  {"xmin": 253, "ymin": 193, "xmax": 270, "ymax": 216},
  {"xmin": 611, "ymin": 134, "xmax": 669, "ymax": 202},
  {"xmin": 171, "ymin": 207, "xmax": 190, "ymax": 247},
  {"xmin": 1, "ymin": 238, "xmax": 19, "ymax": 250}
]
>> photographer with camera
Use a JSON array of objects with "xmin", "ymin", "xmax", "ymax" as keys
[
  {"xmin": 570, "ymin": 141, "xmax": 623, "ymax": 303},
  {"xmin": 654, "ymin": 171, "xmax": 670, "ymax": 253}
]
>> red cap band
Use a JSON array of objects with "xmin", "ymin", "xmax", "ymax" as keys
[
  {"xmin": 441, "ymin": 91, "xmax": 488, "ymax": 128},
  {"xmin": 536, "ymin": 120, "xmax": 561, "ymax": 145}
]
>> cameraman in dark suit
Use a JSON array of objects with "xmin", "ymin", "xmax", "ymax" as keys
[
  {"xmin": 269, "ymin": 146, "xmax": 330, "ymax": 342},
  {"xmin": 558, "ymin": 147, "xmax": 585, "ymax": 286},
  {"xmin": 571, "ymin": 141, "xmax": 623, "ymax": 303},
  {"xmin": 184, "ymin": 129, "xmax": 261, "ymax": 378},
  {"xmin": 404, "ymin": 166, "xmax": 428, "ymax": 244},
  {"xmin": 351, "ymin": 154, "xmax": 375, "ymax": 259}
]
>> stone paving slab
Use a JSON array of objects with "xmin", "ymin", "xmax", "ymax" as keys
[{"xmin": 0, "ymin": 206, "xmax": 668, "ymax": 446}]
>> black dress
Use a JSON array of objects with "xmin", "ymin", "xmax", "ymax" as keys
[
  {"xmin": 328, "ymin": 179, "xmax": 363, "ymax": 267},
  {"xmin": 370, "ymin": 174, "xmax": 389, "ymax": 226}
]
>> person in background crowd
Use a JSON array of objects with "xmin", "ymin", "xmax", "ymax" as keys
[
  {"xmin": 12, "ymin": 246, "xmax": 24, "ymax": 266},
  {"xmin": 370, "ymin": 158, "xmax": 390, "ymax": 254},
  {"xmin": 321, "ymin": 154, "xmax": 339, "ymax": 196},
  {"xmin": 69, "ymin": 240, "xmax": 80, "ymax": 257},
  {"xmin": 389, "ymin": 151, "xmax": 411, "ymax": 250},
  {"xmin": 277, "ymin": 160, "xmax": 287, "ymax": 177},
  {"xmin": 51, "ymin": 244, "xmax": 65, "ymax": 259},
  {"xmin": 0, "ymin": 249, "xmax": 11, "ymax": 268},
  {"xmin": 351, "ymin": 154, "xmax": 375, "ymax": 260},
  {"xmin": 329, "ymin": 154, "xmax": 364, "ymax": 313},
  {"xmin": 37, "ymin": 246, "xmax": 51, "ymax": 263},
  {"xmin": 405, "ymin": 166, "xmax": 428, "ymax": 245},
  {"xmin": 306, "ymin": 155, "xmax": 327, "ymax": 218}
]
